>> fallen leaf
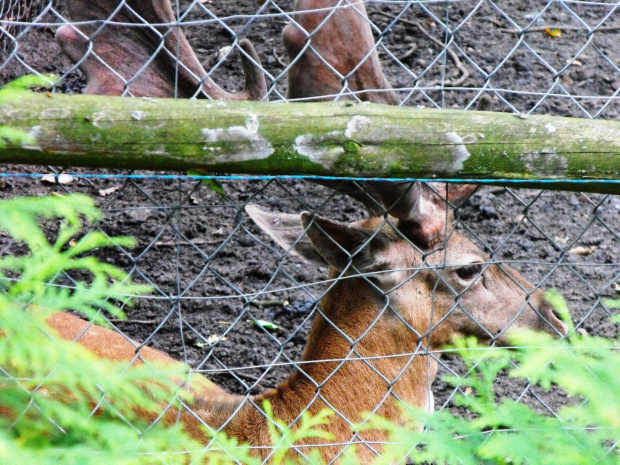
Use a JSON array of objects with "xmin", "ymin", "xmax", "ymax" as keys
[
  {"xmin": 545, "ymin": 28, "xmax": 562, "ymax": 38},
  {"xmin": 218, "ymin": 45, "xmax": 232, "ymax": 60},
  {"xmin": 41, "ymin": 173, "xmax": 75, "ymax": 185},
  {"xmin": 187, "ymin": 170, "xmax": 227, "ymax": 197},
  {"xmin": 98, "ymin": 185, "xmax": 121, "ymax": 197},
  {"xmin": 568, "ymin": 245, "xmax": 596, "ymax": 256},
  {"xmin": 207, "ymin": 334, "xmax": 228, "ymax": 345},
  {"xmin": 251, "ymin": 319, "xmax": 282, "ymax": 332}
]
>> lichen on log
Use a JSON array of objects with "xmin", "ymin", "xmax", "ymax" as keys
[{"xmin": 0, "ymin": 90, "xmax": 619, "ymax": 194}]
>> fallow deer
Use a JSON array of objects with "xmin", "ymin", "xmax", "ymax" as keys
[{"xmin": 40, "ymin": 181, "xmax": 568, "ymax": 463}]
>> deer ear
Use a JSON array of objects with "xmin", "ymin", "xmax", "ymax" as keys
[
  {"xmin": 428, "ymin": 183, "xmax": 478, "ymax": 207},
  {"xmin": 396, "ymin": 182, "xmax": 475, "ymax": 247},
  {"xmin": 300, "ymin": 213, "xmax": 388, "ymax": 272},
  {"xmin": 245, "ymin": 204, "xmax": 327, "ymax": 266}
]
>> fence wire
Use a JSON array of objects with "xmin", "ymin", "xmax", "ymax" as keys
[{"xmin": 0, "ymin": 0, "xmax": 619, "ymax": 463}]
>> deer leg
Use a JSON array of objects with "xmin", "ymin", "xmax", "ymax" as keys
[
  {"xmin": 56, "ymin": 0, "xmax": 266, "ymax": 99},
  {"xmin": 282, "ymin": 0, "xmax": 399, "ymax": 104},
  {"xmin": 283, "ymin": 1, "xmax": 406, "ymax": 215},
  {"xmin": 282, "ymin": 2, "xmax": 479, "ymax": 225}
]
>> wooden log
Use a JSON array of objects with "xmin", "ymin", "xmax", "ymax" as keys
[{"xmin": 0, "ymin": 90, "xmax": 619, "ymax": 194}]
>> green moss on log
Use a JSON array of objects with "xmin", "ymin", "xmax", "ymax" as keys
[{"xmin": 0, "ymin": 90, "xmax": 618, "ymax": 193}]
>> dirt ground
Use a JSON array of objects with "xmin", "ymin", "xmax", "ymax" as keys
[{"xmin": 1, "ymin": 0, "xmax": 619, "ymax": 423}]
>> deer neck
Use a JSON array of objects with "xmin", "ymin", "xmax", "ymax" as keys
[
  {"xmin": 195, "ymin": 277, "xmax": 437, "ymax": 456},
  {"xmin": 242, "ymin": 277, "xmax": 438, "ymax": 444}
]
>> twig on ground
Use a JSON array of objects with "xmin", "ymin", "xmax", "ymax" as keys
[
  {"xmin": 396, "ymin": 43, "xmax": 418, "ymax": 61},
  {"xmin": 273, "ymin": 48, "xmax": 288, "ymax": 68},
  {"xmin": 499, "ymin": 24, "xmax": 620, "ymax": 34},
  {"xmin": 154, "ymin": 239, "xmax": 220, "ymax": 247},
  {"xmin": 249, "ymin": 299, "xmax": 289, "ymax": 308},
  {"xmin": 109, "ymin": 319, "xmax": 158, "ymax": 324}
]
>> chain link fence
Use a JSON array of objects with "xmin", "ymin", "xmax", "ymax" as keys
[{"xmin": 0, "ymin": 0, "xmax": 619, "ymax": 463}]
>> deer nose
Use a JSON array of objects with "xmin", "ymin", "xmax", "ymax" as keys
[{"xmin": 539, "ymin": 298, "xmax": 569, "ymax": 337}]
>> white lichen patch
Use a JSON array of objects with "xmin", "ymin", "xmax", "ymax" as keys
[
  {"xmin": 146, "ymin": 144, "xmax": 169, "ymax": 156},
  {"xmin": 293, "ymin": 132, "xmax": 344, "ymax": 167},
  {"xmin": 344, "ymin": 115, "xmax": 406, "ymax": 144},
  {"xmin": 201, "ymin": 113, "xmax": 273, "ymax": 162},
  {"xmin": 92, "ymin": 111, "xmax": 115, "ymax": 129},
  {"xmin": 444, "ymin": 132, "xmax": 471, "ymax": 171},
  {"xmin": 22, "ymin": 125, "xmax": 42, "ymax": 150},
  {"xmin": 461, "ymin": 134, "xmax": 478, "ymax": 145},
  {"xmin": 524, "ymin": 150, "xmax": 567, "ymax": 174},
  {"xmin": 40, "ymin": 108, "xmax": 71, "ymax": 119},
  {"xmin": 143, "ymin": 120, "xmax": 168, "ymax": 130},
  {"xmin": 345, "ymin": 115, "xmax": 372, "ymax": 139},
  {"xmin": 544, "ymin": 123, "xmax": 556, "ymax": 134}
]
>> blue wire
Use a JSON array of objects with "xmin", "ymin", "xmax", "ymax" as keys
[{"xmin": 0, "ymin": 172, "xmax": 618, "ymax": 185}]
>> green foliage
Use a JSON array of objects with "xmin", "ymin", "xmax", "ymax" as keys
[
  {"xmin": 264, "ymin": 400, "xmax": 335, "ymax": 465},
  {"xmin": 0, "ymin": 73, "xmax": 57, "ymax": 94},
  {"xmin": 0, "ymin": 125, "xmax": 38, "ymax": 149},
  {"xmin": 0, "ymin": 194, "xmax": 206, "ymax": 464},
  {"xmin": 363, "ymin": 302, "xmax": 619, "ymax": 465},
  {"xmin": 0, "ymin": 195, "xmax": 147, "ymax": 323},
  {"xmin": 187, "ymin": 170, "xmax": 228, "ymax": 198},
  {"xmin": 0, "ymin": 194, "xmax": 345, "ymax": 465}
]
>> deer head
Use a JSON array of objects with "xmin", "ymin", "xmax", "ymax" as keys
[
  {"xmin": 247, "ymin": 182, "xmax": 568, "ymax": 353},
  {"xmin": 56, "ymin": 0, "xmax": 266, "ymax": 99},
  {"xmin": 244, "ymin": 182, "xmax": 569, "ymax": 460},
  {"xmin": 283, "ymin": 0, "xmax": 400, "ymax": 104}
]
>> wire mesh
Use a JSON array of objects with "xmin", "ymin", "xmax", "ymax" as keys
[{"xmin": 0, "ymin": 0, "xmax": 619, "ymax": 463}]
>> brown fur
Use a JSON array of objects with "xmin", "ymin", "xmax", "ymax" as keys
[
  {"xmin": 283, "ymin": 0, "xmax": 400, "ymax": 104},
  {"xmin": 56, "ymin": 0, "xmax": 266, "ymax": 99},
  {"xmin": 40, "ymin": 207, "xmax": 568, "ymax": 463}
]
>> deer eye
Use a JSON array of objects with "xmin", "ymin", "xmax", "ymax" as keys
[{"xmin": 455, "ymin": 264, "xmax": 483, "ymax": 281}]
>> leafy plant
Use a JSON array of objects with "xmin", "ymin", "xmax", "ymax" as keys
[
  {"xmin": 0, "ymin": 194, "xmax": 342, "ymax": 465},
  {"xmin": 0, "ymin": 194, "xmax": 207, "ymax": 464},
  {"xmin": 363, "ymin": 297, "xmax": 619, "ymax": 465}
]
